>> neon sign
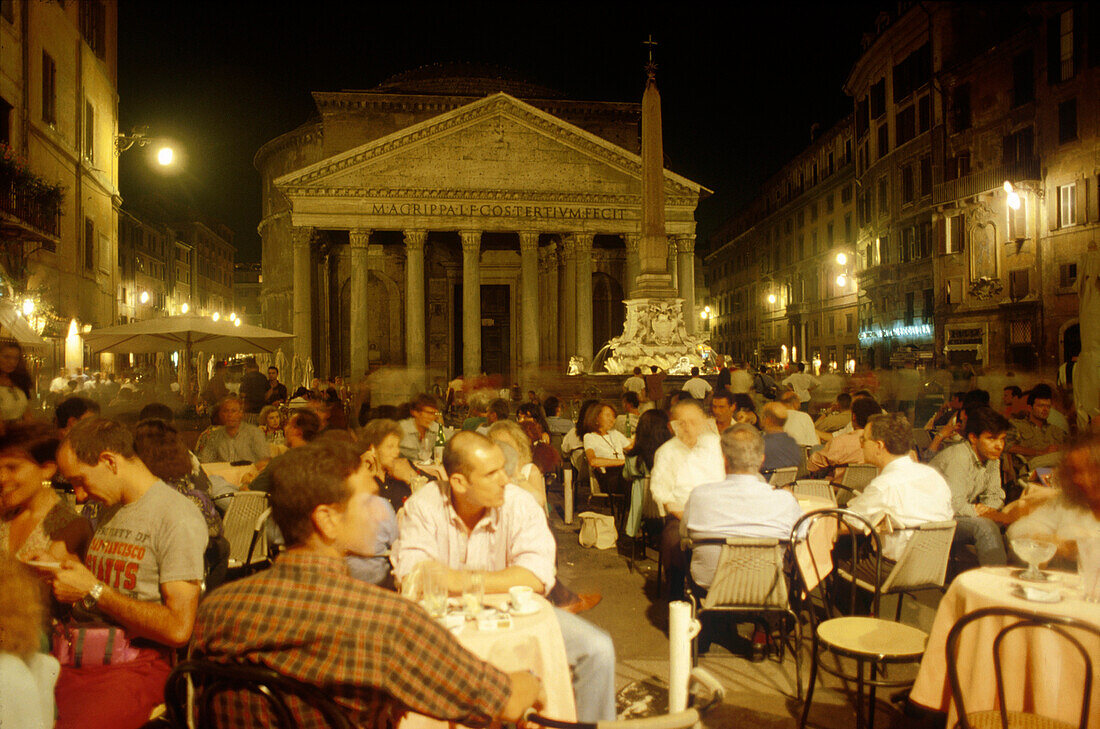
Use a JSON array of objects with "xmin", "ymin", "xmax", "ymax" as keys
[{"xmin": 858, "ymin": 323, "xmax": 932, "ymax": 342}]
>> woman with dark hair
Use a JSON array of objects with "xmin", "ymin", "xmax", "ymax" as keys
[
  {"xmin": 731, "ymin": 393, "xmax": 759, "ymax": 428},
  {"xmin": 515, "ymin": 403, "xmax": 550, "ymax": 444},
  {"xmin": 621, "ymin": 408, "xmax": 673, "ymax": 538},
  {"xmin": 559, "ymin": 398, "xmax": 598, "ymax": 459},
  {"xmin": 133, "ymin": 419, "xmax": 222, "ymax": 540},
  {"xmin": 0, "ymin": 342, "xmax": 33, "ymax": 423},
  {"xmin": 0, "ymin": 422, "xmax": 90, "ymax": 561}
]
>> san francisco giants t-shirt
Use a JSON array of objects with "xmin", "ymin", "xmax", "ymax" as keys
[{"xmin": 83, "ymin": 480, "xmax": 208, "ymax": 604}]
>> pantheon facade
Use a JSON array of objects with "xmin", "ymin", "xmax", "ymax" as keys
[{"xmin": 255, "ymin": 66, "xmax": 708, "ymax": 382}]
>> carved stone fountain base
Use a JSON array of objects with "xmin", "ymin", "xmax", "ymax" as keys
[{"xmin": 593, "ymin": 297, "xmax": 712, "ymax": 375}]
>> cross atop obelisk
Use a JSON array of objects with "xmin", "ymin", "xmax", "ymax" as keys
[{"xmin": 633, "ymin": 33, "xmax": 676, "ymax": 299}]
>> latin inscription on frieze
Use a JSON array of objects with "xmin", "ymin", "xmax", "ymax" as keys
[{"xmin": 369, "ymin": 202, "xmax": 626, "ymax": 221}]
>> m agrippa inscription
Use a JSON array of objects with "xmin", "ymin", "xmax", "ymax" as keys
[{"xmin": 367, "ymin": 201, "xmax": 628, "ymax": 221}]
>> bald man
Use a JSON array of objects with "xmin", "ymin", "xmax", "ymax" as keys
[{"xmin": 760, "ymin": 402, "xmax": 801, "ymax": 472}]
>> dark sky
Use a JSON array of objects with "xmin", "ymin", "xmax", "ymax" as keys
[{"xmin": 119, "ymin": 2, "xmax": 883, "ymax": 263}]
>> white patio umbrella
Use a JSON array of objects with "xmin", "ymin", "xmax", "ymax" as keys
[
  {"xmin": 0, "ymin": 302, "xmax": 48, "ymax": 349},
  {"xmin": 275, "ymin": 348, "xmax": 289, "ymax": 384},
  {"xmin": 83, "ymin": 314, "xmax": 293, "ymax": 405},
  {"xmin": 291, "ymin": 354, "xmax": 303, "ymax": 391}
]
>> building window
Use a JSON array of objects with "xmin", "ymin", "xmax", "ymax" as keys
[
  {"xmin": 1009, "ymin": 269, "xmax": 1030, "ymax": 300},
  {"xmin": 1048, "ymin": 9, "xmax": 1075, "ymax": 84},
  {"xmin": 948, "ymin": 215, "xmax": 965, "ymax": 253},
  {"xmin": 84, "ymin": 218, "xmax": 95, "ymax": 271},
  {"xmin": 840, "ymin": 184, "xmax": 852, "ymax": 204},
  {"xmin": 905, "ymin": 292, "xmax": 915, "ymax": 325},
  {"xmin": 877, "ymin": 122, "xmax": 889, "ymax": 159},
  {"xmin": 877, "ymin": 176, "xmax": 888, "ymax": 216},
  {"xmin": 917, "ymin": 95, "xmax": 931, "ymax": 133},
  {"xmin": 922, "ymin": 288, "xmax": 934, "ymax": 323},
  {"xmin": 1059, "ymin": 99, "xmax": 1077, "ymax": 144},
  {"xmin": 844, "ymin": 213, "xmax": 852, "ymax": 242},
  {"xmin": 826, "ymin": 223, "xmax": 834, "ymax": 246},
  {"xmin": 41, "ymin": 51, "xmax": 56, "ymax": 125},
  {"xmin": 1012, "ymin": 50, "xmax": 1034, "ymax": 106},
  {"xmin": 79, "ymin": 0, "xmax": 107, "ymax": 60},
  {"xmin": 856, "ymin": 97, "xmax": 869, "ymax": 138},
  {"xmin": 846, "ymin": 313, "xmax": 854, "ymax": 333},
  {"xmin": 0, "ymin": 95, "xmax": 11, "ymax": 145},
  {"xmin": 1060, "ymin": 263, "xmax": 1078, "ymax": 288},
  {"xmin": 920, "ymin": 156, "xmax": 932, "ymax": 197},
  {"xmin": 1059, "ymin": 184, "xmax": 1077, "ymax": 227},
  {"xmin": 951, "ymin": 84, "xmax": 971, "ymax": 133},
  {"xmin": 810, "ymin": 202, "xmax": 818, "ymax": 221},
  {"xmin": 1009, "ymin": 319, "xmax": 1033, "ymax": 346},
  {"xmin": 870, "ymin": 79, "xmax": 887, "ymax": 119},
  {"xmin": 83, "ymin": 99, "xmax": 95, "ymax": 163},
  {"xmin": 901, "ymin": 165, "xmax": 915, "ymax": 204},
  {"xmin": 1003, "ymin": 127, "xmax": 1034, "ymax": 163},
  {"xmin": 826, "ymin": 193, "xmax": 834, "ymax": 213},
  {"xmin": 896, "ymin": 105, "xmax": 916, "ymax": 146}
]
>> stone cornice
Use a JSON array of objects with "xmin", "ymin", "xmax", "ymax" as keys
[
  {"xmin": 278, "ymin": 186, "xmax": 699, "ymax": 209},
  {"xmin": 313, "ymin": 91, "xmax": 640, "ymax": 119},
  {"xmin": 276, "ymin": 93, "xmax": 709, "ymax": 198}
]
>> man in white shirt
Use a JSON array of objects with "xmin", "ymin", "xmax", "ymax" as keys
[
  {"xmin": 398, "ymin": 393, "xmax": 443, "ymax": 462},
  {"xmin": 684, "ymin": 425, "xmax": 803, "ymax": 588},
  {"xmin": 623, "ymin": 367, "xmax": 646, "ymax": 399},
  {"xmin": 393, "ymin": 432, "xmax": 616, "ymax": 722},
  {"xmin": 650, "ymin": 399, "xmax": 725, "ymax": 598},
  {"xmin": 682, "ymin": 367, "xmax": 713, "ymax": 401},
  {"xmin": 779, "ymin": 390, "xmax": 819, "ymax": 448},
  {"xmin": 782, "ymin": 362, "xmax": 818, "ymax": 406},
  {"xmin": 847, "ymin": 413, "xmax": 953, "ymax": 561},
  {"xmin": 729, "ymin": 364, "xmax": 754, "ymax": 395}
]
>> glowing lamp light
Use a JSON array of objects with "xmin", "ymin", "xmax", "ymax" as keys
[
  {"xmin": 181, "ymin": 302, "xmax": 189, "ymax": 314},
  {"xmin": 836, "ymin": 274, "xmax": 848, "ymax": 287},
  {"xmin": 1007, "ymin": 191, "xmax": 1021, "ymax": 210},
  {"xmin": 212, "ymin": 312, "xmax": 220, "ymax": 322},
  {"xmin": 67, "ymin": 319, "xmax": 79, "ymax": 338},
  {"xmin": 21, "ymin": 299, "xmax": 34, "ymax": 317},
  {"xmin": 230, "ymin": 312, "xmax": 237, "ymax": 321},
  {"xmin": 835, "ymin": 252, "xmax": 848, "ymax": 266},
  {"xmin": 767, "ymin": 293, "xmax": 777, "ymax": 304},
  {"xmin": 156, "ymin": 147, "xmax": 174, "ymax": 166},
  {"xmin": 234, "ymin": 319, "xmax": 241, "ymax": 327},
  {"xmin": 139, "ymin": 290, "xmax": 149, "ymax": 304},
  {"xmin": 1003, "ymin": 181, "xmax": 1014, "ymax": 193}
]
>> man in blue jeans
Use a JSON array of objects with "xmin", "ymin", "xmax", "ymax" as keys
[
  {"xmin": 392, "ymin": 431, "xmax": 617, "ymax": 722},
  {"xmin": 930, "ymin": 406, "xmax": 1011, "ymax": 565}
]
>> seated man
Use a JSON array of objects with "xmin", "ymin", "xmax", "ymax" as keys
[
  {"xmin": 684, "ymin": 424, "xmax": 803, "ymax": 589},
  {"xmin": 476, "ymin": 398, "xmax": 511, "ymax": 436},
  {"xmin": 399, "ymin": 393, "xmax": 443, "ymax": 462},
  {"xmin": 779, "ymin": 390, "xmax": 819, "ymax": 448},
  {"xmin": 616, "ymin": 391, "xmax": 641, "ymax": 436},
  {"xmin": 760, "ymin": 402, "xmax": 802, "ymax": 472},
  {"xmin": 1007, "ymin": 432, "xmax": 1100, "ymax": 565},
  {"xmin": 848, "ymin": 413, "xmax": 953, "ymax": 561},
  {"xmin": 814, "ymin": 392, "xmax": 853, "ymax": 436},
  {"xmin": 1008, "ymin": 384, "xmax": 1067, "ymax": 470},
  {"xmin": 650, "ymin": 398, "xmax": 725, "ymax": 598},
  {"xmin": 244, "ymin": 408, "xmax": 323, "ymax": 494},
  {"xmin": 45, "ymin": 419, "xmax": 208, "ymax": 729},
  {"xmin": 710, "ymin": 389, "xmax": 735, "ymax": 433},
  {"xmin": 192, "ymin": 440, "xmax": 540, "ymax": 727},
  {"xmin": 393, "ymin": 432, "xmax": 615, "ymax": 722},
  {"xmin": 543, "ymin": 396, "xmax": 574, "ymax": 436},
  {"xmin": 930, "ymin": 406, "xmax": 1011, "ymax": 566},
  {"xmin": 808, "ymin": 396, "xmax": 882, "ymax": 477},
  {"xmin": 197, "ymin": 395, "xmax": 270, "ymax": 464}
]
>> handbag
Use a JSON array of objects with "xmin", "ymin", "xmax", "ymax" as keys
[
  {"xmin": 52, "ymin": 622, "xmax": 142, "ymax": 667},
  {"xmin": 577, "ymin": 511, "xmax": 617, "ymax": 550}
]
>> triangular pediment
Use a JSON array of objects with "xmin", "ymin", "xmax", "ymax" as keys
[{"xmin": 275, "ymin": 93, "xmax": 708, "ymax": 203}]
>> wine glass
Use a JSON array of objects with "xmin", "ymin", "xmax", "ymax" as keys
[
  {"xmin": 422, "ymin": 564, "xmax": 448, "ymax": 618},
  {"xmin": 1010, "ymin": 537, "xmax": 1058, "ymax": 582},
  {"xmin": 462, "ymin": 571, "xmax": 484, "ymax": 617}
]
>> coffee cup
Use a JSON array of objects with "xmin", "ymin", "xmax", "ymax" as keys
[{"xmin": 508, "ymin": 585, "xmax": 534, "ymax": 611}]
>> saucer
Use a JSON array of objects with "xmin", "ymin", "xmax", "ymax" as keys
[
  {"xmin": 507, "ymin": 601, "xmax": 540, "ymax": 616},
  {"xmin": 1011, "ymin": 584, "xmax": 1062, "ymax": 603}
]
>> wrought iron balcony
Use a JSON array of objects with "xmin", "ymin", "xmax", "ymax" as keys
[
  {"xmin": 0, "ymin": 176, "xmax": 62, "ymax": 249},
  {"xmin": 932, "ymin": 157, "xmax": 1040, "ymax": 206}
]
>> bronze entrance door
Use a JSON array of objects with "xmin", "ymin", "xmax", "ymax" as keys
[{"xmin": 453, "ymin": 284, "xmax": 510, "ymax": 378}]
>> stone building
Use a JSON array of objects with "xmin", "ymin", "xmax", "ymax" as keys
[
  {"xmin": 178, "ymin": 220, "xmax": 234, "ymax": 318},
  {"xmin": 255, "ymin": 65, "xmax": 708, "ymax": 383},
  {"xmin": 932, "ymin": 2, "xmax": 1099, "ymax": 374},
  {"xmin": 0, "ymin": 0, "xmax": 118, "ymax": 372},
  {"xmin": 233, "ymin": 262, "xmax": 262, "ymax": 327},
  {"xmin": 118, "ymin": 207, "xmax": 172, "ymax": 323},
  {"xmin": 705, "ymin": 116, "xmax": 857, "ymax": 370}
]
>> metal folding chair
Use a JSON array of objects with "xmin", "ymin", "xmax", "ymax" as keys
[{"xmin": 212, "ymin": 492, "xmax": 271, "ymax": 574}]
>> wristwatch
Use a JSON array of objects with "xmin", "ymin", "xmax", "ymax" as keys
[{"xmin": 81, "ymin": 582, "xmax": 105, "ymax": 610}]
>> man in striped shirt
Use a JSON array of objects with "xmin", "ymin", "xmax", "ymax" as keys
[{"xmin": 191, "ymin": 439, "xmax": 541, "ymax": 728}]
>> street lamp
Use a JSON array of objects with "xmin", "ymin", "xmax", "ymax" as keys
[
  {"xmin": 1003, "ymin": 181, "xmax": 1021, "ymax": 210},
  {"xmin": 835, "ymin": 252, "xmax": 848, "ymax": 266},
  {"xmin": 181, "ymin": 302, "xmax": 189, "ymax": 314},
  {"xmin": 212, "ymin": 312, "xmax": 220, "ymax": 322},
  {"xmin": 140, "ymin": 290, "xmax": 149, "ymax": 304},
  {"xmin": 767, "ymin": 293, "xmax": 777, "ymax": 304},
  {"xmin": 21, "ymin": 299, "xmax": 34, "ymax": 317},
  {"xmin": 116, "ymin": 126, "xmax": 177, "ymax": 166}
]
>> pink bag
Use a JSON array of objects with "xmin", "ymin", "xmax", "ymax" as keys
[{"xmin": 53, "ymin": 623, "xmax": 143, "ymax": 667}]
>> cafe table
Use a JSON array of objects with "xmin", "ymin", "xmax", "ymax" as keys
[
  {"xmin": 909, "ymin": 566, "xmax": 1100, "ymax": 729},
  {"xmin": 795, "ymin": 494, "xmax": 838, "ymax": 591},
  {"xmin": 401, "ymin": 594, "xmax": 576, "ymax": 729},
  {"xmin": 201, "ymin": 462, "xmax": 257, "ymax": 487}
]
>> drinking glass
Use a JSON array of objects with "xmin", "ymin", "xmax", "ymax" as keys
[
  {"xmin": 1077, "ymin": 536, "xmax": 1100, "ymax": 602},
  {"xmin": 422, "ymin": 564, "xmax": 448, "ymax": 618},
  {"xmin": 462, "ymin": 571, "xmax": 484, "ymax": 616},
  {"xmin": 1010, "ymin": 537, "xmax": 1058, "ymax": 582}
]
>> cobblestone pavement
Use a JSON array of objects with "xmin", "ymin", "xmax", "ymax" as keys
[{"xmin": 549, "ymin": 497, "xmax": 943, "ymax": 729}]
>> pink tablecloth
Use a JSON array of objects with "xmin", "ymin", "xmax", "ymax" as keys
[
  {"xmin": 909, "ymin": 566, "xmax": 1100, "ymax": 729},
  {"xmin": 401, "ymin": 594, "xmax": 576, "ymax": 728},
  {"xmin": 796, "ymin": 495, "xmax": 837, "ymax": 591}
]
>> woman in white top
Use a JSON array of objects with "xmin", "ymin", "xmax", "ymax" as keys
[
  {"xmin": 488, "ymin": 420, "xmax": 546, "ymax": 509},
  {"xmin": 583, "ymin": 404, "xmax": 633, "ymax": 498},
  {"xmin": 0, "ymin": 342, "xmax": 32, "ymax": 423}
]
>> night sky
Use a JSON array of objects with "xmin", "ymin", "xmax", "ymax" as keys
[{"xmin": 118, "ymin": 2, "xmax": 883, "ymax": 263}]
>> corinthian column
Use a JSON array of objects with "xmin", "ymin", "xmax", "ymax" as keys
[
  {"xmin": 292, "ymin": 226, "xmax": 314, "ymax": 363},
  {"xmin": 677, "ymin": 235, "xmax": 697, "ymax": 335},
  {"xmin": 574, "ymin": 233, "xmax": 594, "ymax": 363},
  {"xmin": 540, "ymin": 247, "xmax": 559, "ymax": 364},
  {"xmin": 460, "ymin": 230, "xmax": 482, "ymax": 378},
  {"xmin": 348, "ymin": 229, "xmax": 372, "ymax": 377},
  {"xmin": 404, "ymin": 230, "xmax": 427, "ymax": 372},
  {"xmin": 624, "ymin": 234, "xmax": 640, "ymax": 298},
  {"xmin": 519, "ymin": 232, "xmax": 540, "ymax": 375},
  {"xmin": 560, "ymin": 236, "xmax": 577, "ymax": 359}
]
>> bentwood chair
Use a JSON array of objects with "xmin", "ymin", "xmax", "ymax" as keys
[
  {"xmin": 165, "ymin": 659, "xmax": 355, "ymax": 729},
  {"xmin": 685, "ymin": 537, "xmax": 803, "ymax": 699},
  {"xmin": 768, "ymin": 466, "xmax": 799, "ymax": 488},
  {"xmin": 833, "ymin": 463, "xmax": 879, "ymax": 506},
  {"xmin": 946, "ymin": 607, "xmax": 1100, "ymax": 729},
  {"xmin": 212, "ymin": 492, "xmax": 271, "ymax": 574},
  {"xmin": 791, "ymin": 479, "xmax": 837, "ymax": 505},
  {"xmin": 791, "ymin": 508, "xmax": 929, "ymax": 729}
]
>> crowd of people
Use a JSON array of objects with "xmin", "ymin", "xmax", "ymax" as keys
[{"xmin": 2, "ymin": 338, "xmax": 1098, "ymax": 728}]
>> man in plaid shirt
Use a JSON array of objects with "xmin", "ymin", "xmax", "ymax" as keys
[{"xmin": 191, "ymin": 439, "xmax": 542, "ymax": 727}]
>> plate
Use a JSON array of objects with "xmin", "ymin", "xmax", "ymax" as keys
[
  {"xmin": 23, "ymin": 560, "xmax": 61, "ymax": 570},
  {"xmin": 507, "ymin": 601, "xmax": 541, "ymax": 616},
  {"xmin": 1011, "ymin": 585, "xmax": 1062, "ymax": 603}
]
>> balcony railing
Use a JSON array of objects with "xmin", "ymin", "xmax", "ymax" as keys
[
  {"xmin": 932, "ymin": 157, "xmax": 1041, "ymax": 206},
  {"xmin": 0, "ymin": 176, "xmax": 62, "ymax": 247}
]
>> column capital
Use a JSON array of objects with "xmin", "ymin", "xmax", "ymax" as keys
[
  {"xmin": 538, "ymin": 246, "xmax": 559, "ymax": 270},
  {"xmin": 518, "ymin": 231, "xmax": 539, "ymax": 252},
  {"xmin": 349, "ymin": 228, "xmax": 371, "ymax": 248},
  {"xmin": 572, "ymin": 232, "xmax": 594, "ymax": 253},
  {"xmin": 561, "ymin": 236, "xmax": 576, "ymax": 260},
  {"xmin": 291, "ymin": 226, "xmax": 314, "ymax": 248},
  {"xmin": 676, "ymin": 235, "xmax": 696, "ymax": 254},
  {"xmin": 459, "ymin": 230, "xmax": 481, "ymax": 253},
  {"xmin": 623, "ymin": 234, "xmax": 640, "ymax": 253},
  {"xmin": 404, "ymin": 229, "xmax": 427, "ymax": 250}
]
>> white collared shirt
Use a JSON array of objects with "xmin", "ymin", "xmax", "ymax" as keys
[
  {"xmin": 847, "ymin": 455, "xmax": 953, "ymax": 560},
  {"xmin": 649, "ymin": 432, "xmax": 725, "ymax": 513},
  {"xmin": 783, "ymin": 409, "xmax": 819, "ymax": 447}
]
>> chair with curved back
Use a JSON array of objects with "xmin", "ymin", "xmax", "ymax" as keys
[
  {"xmin": 165, "ymin": 659, "xmax": 355, "ymax": 729},
  {"xmin": 946, "ymin": 606, "xmax": 1100, "ymax": 729},
  {"xmin": 791, "ymin": 508, "xmax": 930, "ymax": 729},
  {"xmin": 833, "ymin": 463, "xmax": 879, "ymax": 506},
  {"xmin": 791, "ymin": 479, "xmax": 837, "ymax": 505},
  {"xmin": 211, "ymin": 491, "xmax": 271, "ymax": 574},
  {"xmin": 767, "ymin": 466, "xmax": 798, "ymax": 488}
]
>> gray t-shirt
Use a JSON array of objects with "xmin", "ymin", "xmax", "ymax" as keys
[{"xmin": 83, "ymin": 481, "xmax": 208, "ymax": 604}]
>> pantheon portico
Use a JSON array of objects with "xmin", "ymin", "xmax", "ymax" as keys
[{"xmin": 255, "ymin": 68, "xmax": 709, "ymax": 382}]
